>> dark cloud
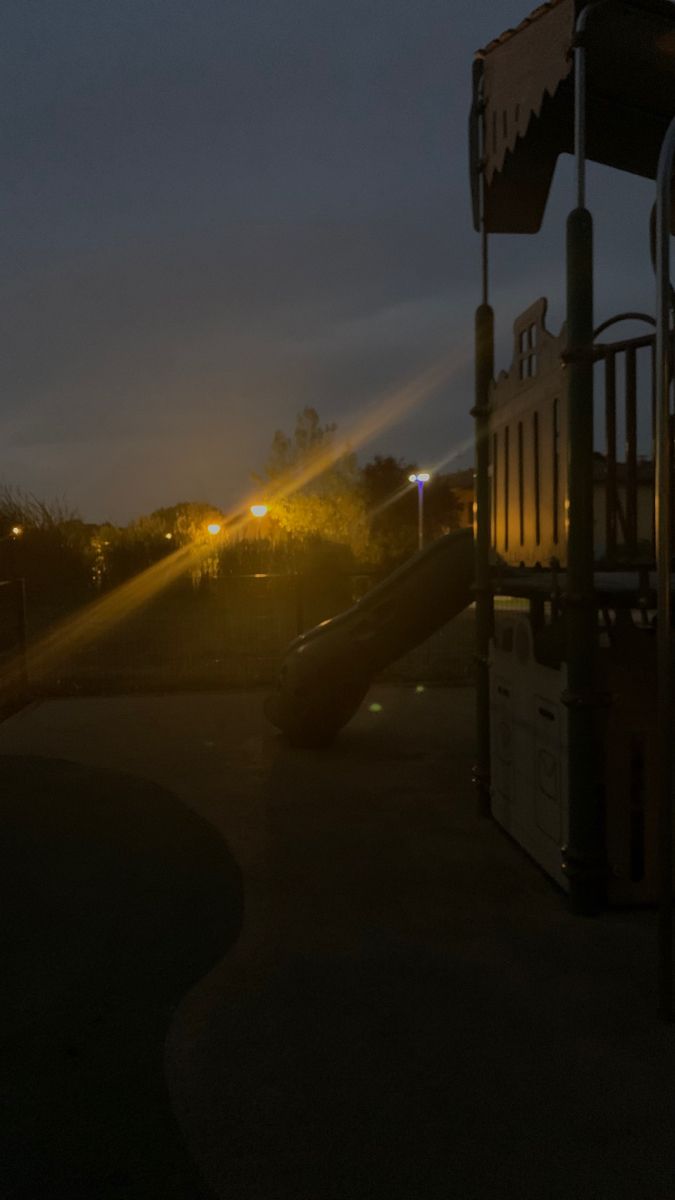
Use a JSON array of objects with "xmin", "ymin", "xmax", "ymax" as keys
[{"xmin": 1, "ymin": 0, "xmax": 658, "ymax": 520}]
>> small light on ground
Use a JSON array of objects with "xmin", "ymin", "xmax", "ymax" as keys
[
  {"xmin": 165, "ymin": 532, "xmax": 173, "ymax": 540},
  {"xmin": 416, "ymin": 684, "xmax": 425, "ymax": 693},
  {"xmin": 207, "ymin": 523, "xmax": 221, "ymax": 535},
  {"xmin": 11, "ymin": 525, "xmax": 23, "ymax": 536},
  {"xmin": 369, "ymin": 702, "xmax": 383, "ymax": 713}
]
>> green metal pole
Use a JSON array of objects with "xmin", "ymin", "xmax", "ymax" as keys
[
  {"xmin": 562, "ymin": 206, "xmax": 605, "ymax": 913},
  {"xmin": 473, "ymin": 302, "xmax": 494, "ymax": 817}
]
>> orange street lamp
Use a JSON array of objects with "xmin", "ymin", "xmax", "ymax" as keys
[
  {"xmin": 207, "ymin": 523, "xmax": 221, "ymax": 536},
  {"xmin": 250, "ymin": 503, "xmax": 268, "ymax": 542}
]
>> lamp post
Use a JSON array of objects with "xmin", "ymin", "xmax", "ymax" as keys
[
  {"xmin": 0, "ymin": 525, "xmax": 24, "ymax": 584},
  {"xmin": 250, "ymin": 503, "xmax": 268, "ymax": 540},
  {"xmin": 408, "ymin": 472, "xmax": 430, "ymax": 551}
]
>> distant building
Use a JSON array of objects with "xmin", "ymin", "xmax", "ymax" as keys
[{"xmin": 446, "ymin": 468, "xmax": 474, "ymax": 529}]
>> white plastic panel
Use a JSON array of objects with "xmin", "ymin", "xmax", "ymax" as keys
[{"xmin": 489, "ymin": 615, "xmax": 569, "ymax": 891}]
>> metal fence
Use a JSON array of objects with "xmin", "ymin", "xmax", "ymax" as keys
[
  {"xmin": 0, "ymin": 579, "xmax": 28, "ymax": 714},
  {"xmin": 15, "ymin": 569, "xmax": 475, "ymax": 697}
]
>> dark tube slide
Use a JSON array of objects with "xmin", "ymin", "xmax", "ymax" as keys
[{"xmin": 265, "ymin": 527, "xmax": 474, "ymax": 746}]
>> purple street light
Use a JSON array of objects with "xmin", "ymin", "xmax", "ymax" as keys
[{"xmin": 408, "ymin": 472, "xmax": 430, "ymax": 551}]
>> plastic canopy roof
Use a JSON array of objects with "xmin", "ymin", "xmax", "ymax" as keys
[{"xmin": 470, "ymin": 0, "xmax": 675, "ymax": 232}]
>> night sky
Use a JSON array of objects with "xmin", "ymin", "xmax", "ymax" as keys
[{"xmin": 4, "ymin": 0, "xmax": 656, "ymax": 523}]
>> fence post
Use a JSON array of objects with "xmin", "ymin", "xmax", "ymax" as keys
[
  {"xmin": 15, "ymin": 579, "xmax": 28, "ymax": 696},
  {"xmin": 295, "ymin": 573, "xmax": 305, "ymax": 636}
]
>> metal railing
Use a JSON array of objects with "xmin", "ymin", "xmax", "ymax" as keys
[{"xmin": 592, "ymin": 318, "xmax": 673, "ymax": 566}]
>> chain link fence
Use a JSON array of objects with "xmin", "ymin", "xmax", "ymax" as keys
[{"xmin": 4, "ymin": 568, "xmax": 476, "ymax": 698}]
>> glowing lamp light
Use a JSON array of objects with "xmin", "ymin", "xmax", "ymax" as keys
[
  {"xmin": 11, "ymin": 525, "xmax": 23, "ymax": 536},
  {"xmin": 207, "ymin": 523, "xmax": 221, "ymax": 536},
  {"xmin": 409, "ymin": 472, "xmax": 431, "ymax": 551},
  {"xmin": 250, "ymin": 504, "xmax": 268, "ymax": 518},
  {"xmin": 164, "ymin": 532, "xmax": 173, "ymax": 540}
]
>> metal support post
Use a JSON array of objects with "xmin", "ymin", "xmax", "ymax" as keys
[
  {"xmin": 563, "ymin": 207, "xmax": 605, "ymax": 913},
  {"xmin": 473, "ymin": 302, "xmax": 494, "ymax": 817},
  {"xmin": 654, "ymin": 120, "xmax": 675, "ymax": 1020},
  {"xmin": 472, "ymin": 77, "xmax": 494, "ymax": 818},
  {"xmin": 561, "ymin": 10, "xmax": 605, "ymax": 913}
]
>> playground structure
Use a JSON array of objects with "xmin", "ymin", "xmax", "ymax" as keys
[
  {"xmin": 470, "ymin": 0, "xmax": 675, "ymax": 1008},
  {"xmin": 266, "ymin": 0, "xmax": 674, "ymax": 989}
]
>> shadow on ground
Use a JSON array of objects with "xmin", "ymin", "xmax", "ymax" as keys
[{"xmin": 0, "ymin": 754, "xmax": 243, "ymax": 1200}]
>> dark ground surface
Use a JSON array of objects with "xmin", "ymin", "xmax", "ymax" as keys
[
  {"xmin": 0, "ymin": 686, "xmax": 674, "ymax": 1199},
  {"xmin": 0, "ymin": 754, "xmax": 241, "ymax": 1199}
]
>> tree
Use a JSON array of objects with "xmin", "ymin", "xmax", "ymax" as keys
[
  {"xmin": 263, "ymin": 408, "xmax": 337, "ymax": 478},
  {"xmin": 93, "ymin": 502, "xmax": 227, "ymax": 589},
  {"xmin": 258, "ymin": 408, "xmax": 369, "ymax": 558},
  {"xmin": 0, "ymin": 484, "xmax": 79, "ymax": 533},
  {"xmin": 360, "ymin": 455, "xmax": 417, "ymax": 564},
  {"xmin": 142, "ymin": 502, "xmax": 226, "ymax": 546},
  {"xmin": 0, "ymin": 485, "xmax": 94, "ymax": 606},
  {"xmin": 360, "ymin": 456, "xmax": 463, "ymax": 566}
]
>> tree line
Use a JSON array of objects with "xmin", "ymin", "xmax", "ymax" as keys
[{"xmin": 0, "ymin": 409, "xmax": 469, "ymax": 617}]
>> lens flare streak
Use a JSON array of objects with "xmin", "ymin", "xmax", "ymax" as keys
[{"xmin": 0, "ymin": 350, "xmax": 471, "ymax": 689}]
